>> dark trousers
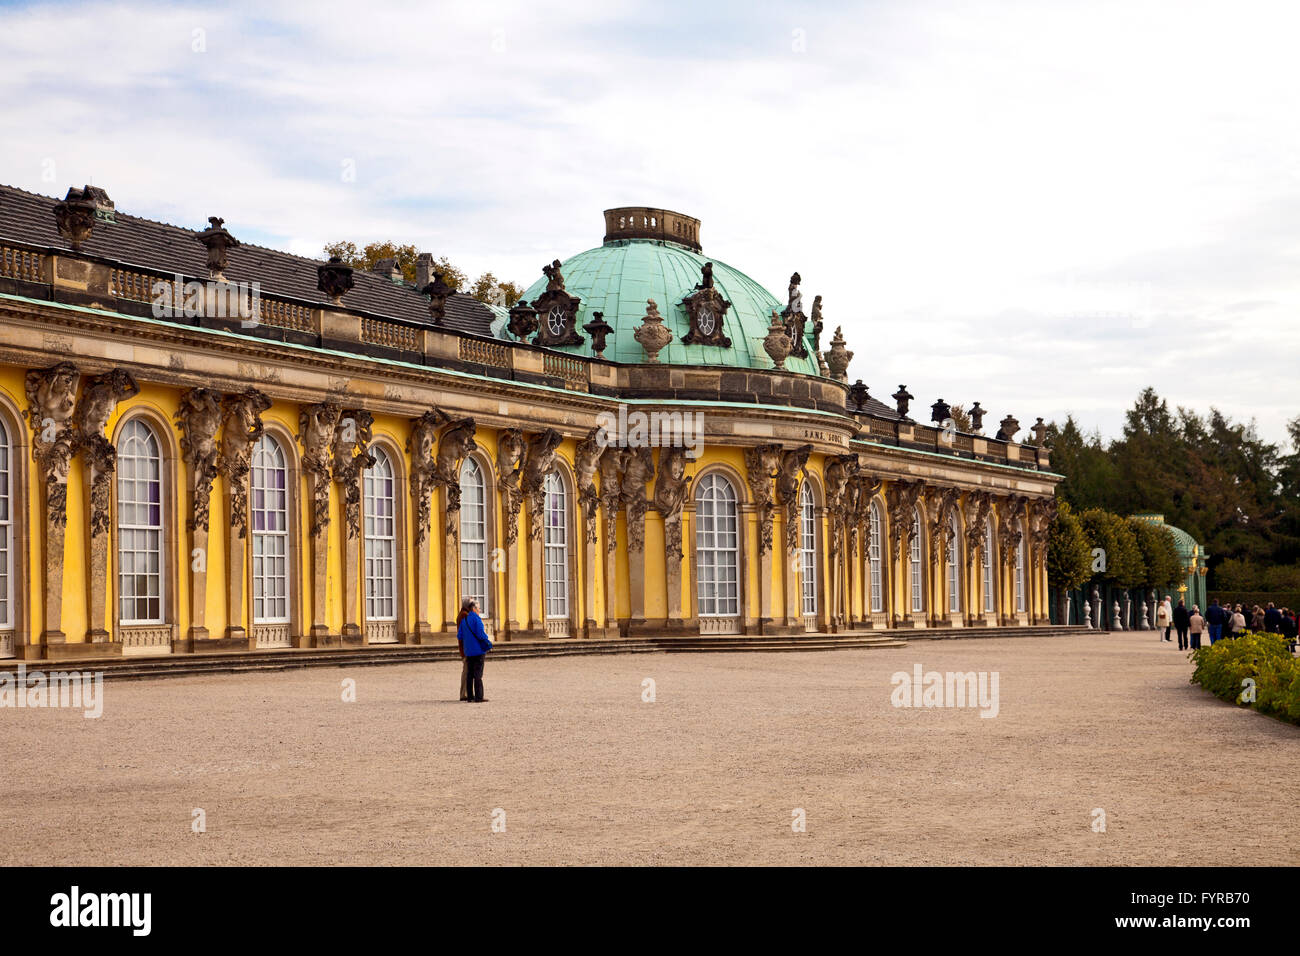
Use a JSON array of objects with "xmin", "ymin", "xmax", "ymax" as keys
[
  {"xmin": 1163, "ymin": 626, "xmax": 1172, "ymax": 641},
  {"xmin": 465, "ymin": 654, "xmax": 485, "ymax": 701},
  {"xmin": 1190, "ymin": 632, "xmax": 1202, "ymax": 649},
  {"xmin": 1176, "ymin": 626, "xmax": 1189, "ymax": 650}
]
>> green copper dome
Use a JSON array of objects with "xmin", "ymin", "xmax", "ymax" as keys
[{"xmin": 518, "ymin": 210, "xmax": 821, "ymax": 375}]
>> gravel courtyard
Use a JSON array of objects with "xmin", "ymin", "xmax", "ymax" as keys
[{"xmin": 4, "ymin": 630, "xmax": 1296, "ymax": 866}]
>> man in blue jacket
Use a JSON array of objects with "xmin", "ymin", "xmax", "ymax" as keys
[
  {"xmin": 457, "ymin": 598, "xmax": 493, "ymax": 703},
  {"xmin": 1206, "ymin": 600, "xmax": 1226, "ymax": 644},
  {"xmin": 1264, "ymin": 603, "xmax": 1282, "ymax": 634}
]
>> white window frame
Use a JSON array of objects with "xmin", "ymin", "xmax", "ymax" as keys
[
  {"xmin": 459, "ymin": 457, "xmax": 489, "ymax": 616},
  {"xmin": 0, "ymin": 418, "xmax": 12, "ymax": 630},
  {"xmin": 799, "ymin": 483, "xmax": 817, "ymax": 616},
  {"xmin": 948, "ymin": 511, "xmax": 961, "ymax": 613},
  {"xmin": 696, "ymin": 473, "xmax": 740, "ymax": 617},
  {"xmin": 543, "ymin": 471, "xmax": 569, "ymax": 619},
  {"xmin": 364, "ymin": 447, "xmax": 397, "ymax": 622},
  {"xmin": 251, "ymin": 434, "xmax": 290, "ymax": 625},
  {"xmin": 984, "ymin": 519, "xmax": 996, "ymax": 613},
  {"xmin": 869, "ymin": 500, "xmax": 883, "ymax": 613},
  {"xmin": 910, "ymin": 508, "xmax": 923, "ymax": 614},
  {"xmin": 1015, "ymin": 521, "xmax": 1026, "ymax": 613},
  {"xmin": 117, "ymin": 418, "xmax": 165, "ymax": 625}
]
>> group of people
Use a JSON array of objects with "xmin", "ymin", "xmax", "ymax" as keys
[{"xmin": 1154, "ymin": 597, "xmax": 1300, "ymax": 652}]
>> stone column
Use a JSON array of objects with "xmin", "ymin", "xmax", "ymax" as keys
[
  {"xmin": 25, "ymin": 363, "xmax": 81, "ymax": 650},
  {"xmin": 176, "ymin": 387, "xmax": 225, "ymax": 647},
  {"xmin": 299, "ymin": 402, "xmax": 342, "ymax": 646},
  {"xmin": 219, "ymin": 388, "xmax": 270, "ymax": 648},
  {"xmin": 407, "ymin": 411, "xmax": 440, "ymax": 642},
  {"xmin": 334, "ymin": 411, "xmax": 375, "ymax": 646},
  {"xmin": 76, "ymin": 370, "xmax": 139, "ymax": 643}
]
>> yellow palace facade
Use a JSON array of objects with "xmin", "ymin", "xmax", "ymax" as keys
[{"xmin": 0, "ymin": 189, "xmax": 1059, "ymax": 660}]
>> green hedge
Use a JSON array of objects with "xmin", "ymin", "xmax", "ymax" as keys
[{"xmin": 1190, "ymin": 631, "xmax": 1300, "ymax": 726}]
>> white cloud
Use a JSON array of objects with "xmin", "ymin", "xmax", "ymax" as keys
[{"xmin": 1, "ymin": 0, "xmax": 1297, "ymax": 445}]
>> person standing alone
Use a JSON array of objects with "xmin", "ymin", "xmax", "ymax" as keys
[
  {"xmin": 457, "ymin": 598, "xmax": 493, "ymax": 703},
  {"xmin": 1172, "ymin": 598, "xmax": 1190, "ymax": 651}
]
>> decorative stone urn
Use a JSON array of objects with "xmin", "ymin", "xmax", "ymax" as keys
[
  {"xmin": 848, "ymin": 379, "xmax": 870, "ymax": 411},
  {"xmin": 53, "ymin": 188, "xmax": 98, "ymax": 250},
  {"xmin": 317, "ymin": 257, "xmax": 354, "ymax": 305},
  {"xmin": 1112, "ymin": 601, "xmax": 1122, "ymax": 630},
  {"xmin": 825, "ymin": 326, "xmax": 852, "ymax": 382},
  {"xmin": 422, "ymin": 272, "xmax": 453, "ymax": 325},
  {"xmin": 196, "ymin": 216, "xmax": 239, "ymax": 280},
  {"xmin": 582, "ymin": 311, "xmax": 614, "ymax": 357},
  {"xmin": 762, "ymin": 311, "xmax": 793, "ymax": 370},
  {"xmin": 633, "ymin": 299, "xmax": 673, "ymax": 363}
]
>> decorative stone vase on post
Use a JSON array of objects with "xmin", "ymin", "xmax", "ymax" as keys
[
  {"xmin": 996, "ymin": 415, "xmax": 1020, "ymax": 442},
  {"xmin": 53, "ymin": 187, "xmax": 98, "ymax": 250},
  {"xmin": 422, "ymin": 272, "xmax": 453, "ymax": 325},
  {"xmin": 507, "ymin": 301, "xmax": 538, "ymax": 341},
  {"xmin": 892, "ymin": 385, "xmax": 914, "ymax": 420},
  {"xmin": 763, "ymin": 311, "xmax": 792, "ymax": 370},
  {"xmin": 196, "ymin": 217, "xmax": 239, "ymax": 281},
  {"xmin": 1112, "ymin": 600, "xmax": 1122, "ymax": 630},
  {"xmin": 582, "ymin": 311, "xmax": 614, "ymax": 357},
  {"xmin": 1140, "ymin": 597, "xmax": 1150, "ymax": 629},
  {"xmin": 969, "ymin": 402, "xmax": 986, "ymax": 434},
  {"xmin": 1031, "ymin": 417, "xmax": 1048, "ymax": 446},
  {"xmin": 1083, "ymin": 596, "xmax": 1092, "ymax": 629},
  {"xmin": 1091, "ymin": 586, "xmax": 1102, "ymax": 631},
  {"xmin": 848, "ymin": 380, "xmax": 870, "ymax": 412},
  {"xmin": 825, "ymin": 326, "xmax": 852, "ymax": 382},
  {"xmin": 317, "ymin": 257, "xmax": 354, "ymax": 306},
  {"xmin": 634, "ymin": 299, "xmax": 673, "ymax": 364}
]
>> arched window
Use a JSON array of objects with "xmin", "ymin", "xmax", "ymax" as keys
[
  {"xmin": 251, "ymin": 434, "xmax": 290, "ymax": 624},
  {"xmin": 543, "ymin": 471, "xmax": 568, "ymax": 620},
  {"xmin": 459, "ymin": 457, "xmax": 489, "ymax": 615},
  {"xmin": 869, "ymin": 499, "xmax": 883, "ymax": 613},
  {"xmin": 117, "ymin": 419, "xmax": 164, "ymax": 624},
  {"xmin": 0, "ymin": 418, "xmax": 12, "ymax": 632},
  {"xmin": 1015, "ymin": 521, "xmax": 1026, "ymax": 613},
  {"xmin": 910, "ymin": 508, "xmax": 924, "ymax": 614},
  {"xmin": 364, "ymin": 447, "xmax": 397, "ymax": 622},
  {"xmin": 983, "ymin": 519, "xmax": 996, "ymax": 613},
  {"xmin": 799, "ymin": 483, "xmax": 817, "ymax": 616},
  {"xmin": 948, "ymin": 511, "xmax": 961, "ymax": 613},
  {"xmin": 696, "ymin": 473, "xmax": 739, "ymax": 617}
]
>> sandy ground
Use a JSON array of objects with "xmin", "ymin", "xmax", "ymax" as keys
[{"xmin": 2, "ymin": 630, "xmax": 1296, "ymax": 866}]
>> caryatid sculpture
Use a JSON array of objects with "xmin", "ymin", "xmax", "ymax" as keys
[
  {"xmin": 77, "ymin": 369, "xmax": 139, "ymax": 537},
  {"xmin": 743, "ymin": 443, "xmax": 784, "ymax": 555},
  {"xmin": 521, "ymin": 429, "xmax": 563, "ymax": 542},
  {"xmin": 25, "ymin": 362, "xmax": 81, "ymax": 525},
  {"xmin": 175, "ymin": 388, "xmax": 225, "ymax": 533},
  {"xmin": 598, "ymin": 448, "xmax": 625, "ymax": 555},
  {"xmin": 495, "ymin": 428, "xmax": 527, "ymax": 547},
  {"xmin": 219, "ymin": 387, "xmax": 271, "ymax": 537},
  {"xmin": 823, "ymin": 453, "xmax": 860, "ymax": 559},
  {"xmin": 776, "ymin": 444, "xmax": 813, "ymax": 555},
  {"xmin": 407, "ymin": 410, "xmax": 442, "ymax": 546},
  {"xmin": 298, "ymin": 402, "xmax": 342, "ymax": 538},
  {"xmin": 620, "ymin": 445, "xmax": 654, "ymax": 554},
  {"xmin": 574, "ymin": 427, "xmax": 606, "ymax": 545},
  {"xmin": 332, "ymin": 410, "xmax": 377, "ymax": 540},
  {"xmin": 652, "ymin": 446, "xmax": 692, "ymax": 561},
  {"xmin": 432, "ymin": 415, "xmax": 477, "ymax": 537}
]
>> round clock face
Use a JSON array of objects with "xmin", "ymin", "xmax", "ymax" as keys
[
  {"xmin": 697, "ymin": 306, "xmax": 716, "ymax": 336},
  {"xmin": 547, "ymin": 307, "xmax": 566, "ymax": 336}
]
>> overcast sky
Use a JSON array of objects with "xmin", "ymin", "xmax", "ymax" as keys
[{"xmin": 2, "ymin": 0, "xmax": 1297, "ymax": 446}]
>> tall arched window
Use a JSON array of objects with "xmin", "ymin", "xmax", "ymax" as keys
[
  {"xmin": 799, "ymin": 483, "xmax": 817, "ymax": 616},
  {"xmin": 459, "ymin": 457, "xmax": 489, "ymax": 615},
  {"xmin": 117, "ymin": 419, "xmax": 164, "ymax": 624},
  {"xmin": 0, "ymin": 418, "xmax": 12, "ymax": 634},
  {"xmin": 948, "ymin": 511, "xmax": 961, "ymax": 613},
  {"xmin": 1015, "ymin": 521, "xmax": 1026, "ymax": 613},
  {"xmin": 869, "ymin": 499, "xmax": 883, "ymax": 613},
  {"xmin": 364, "ymin": 446, "xmax": 397, "ymax": 623},
  {"xmin": 910, "ymin": 508, "xmax": 923, "ymax": 614},
  {"xmin": 251, "ymin": 434, "xmax": 290, "ymax": 624},
  {"xmin": 543, "ymin": 471, "xmax": 568, "ymax": 621},
  {"xmin": 696, "ymin": 473, "xmax": 739, "ymax": 618},
  {"xmin": 984, "ymin": 519, "xmax": 996, "ymax": 613}
]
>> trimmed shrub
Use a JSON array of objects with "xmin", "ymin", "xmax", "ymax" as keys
[{"xmin": 1190, "ymin": 631, "xmax": 1300, "ymax": 725}]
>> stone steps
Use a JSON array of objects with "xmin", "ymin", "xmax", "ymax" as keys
[{"xmin": 26, "ymin": 625, "xmax": 1094, "ymax": 681}]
